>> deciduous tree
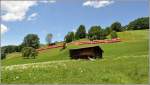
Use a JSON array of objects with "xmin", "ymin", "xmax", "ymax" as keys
[
  {"xmin": 111, "ymin": 22, "xmax": 122, "ymax": 32},
  {"xmin": 64, "ymin": 32, "xmax": 75, "ymax": 43},
  {"xmin": 127, "ymin": 17, "xmax": 149, "ymax": 30},
  {"xmin": 46, "ymin": 33, "xmax": 53, "ymax": 46},
  {"xmin": 75, "ymin": 25, "xmax": 86, "ymax": 39},
  {"xmin": 22, "ymin": 47, "xmax": 38, "ymax": 59},
  {"xmin": 88, "ymin": 26, "xmax": 101, "ymax": 40},
  {"xmin": 22, "ymin": 34, "xmax": 40, "ymax": 49}
]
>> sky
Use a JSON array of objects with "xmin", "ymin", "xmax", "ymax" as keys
[{"xmin": 0, "ymin": 0, "xmax": 149, "ymax": 46}]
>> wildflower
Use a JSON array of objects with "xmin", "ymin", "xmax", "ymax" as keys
[
  {"xmin": 22, "ymin": 65, "xmax": 27, "ymax": 69},
  {"xmin": 16, "ymin": 76, "xmax": 19, "ymax": 79},
  {"xmin": 8, "ymin": 66, "xmax": 13, "ymax": 71}
]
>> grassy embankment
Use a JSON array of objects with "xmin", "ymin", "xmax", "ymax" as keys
[{"xmin": 1, "ymin": 30, "xmax": 149, "ymax": 84}]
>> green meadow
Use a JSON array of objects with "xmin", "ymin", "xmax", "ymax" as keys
[{"xmin": 1, "ymin": 30, "xmax": 149, "ymax": 84}]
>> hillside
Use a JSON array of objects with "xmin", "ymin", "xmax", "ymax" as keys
[{"xmin": 1, "ymin": 30, "xmax": 149, "ymax": 83}]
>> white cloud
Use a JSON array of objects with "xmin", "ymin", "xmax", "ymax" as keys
[
  {"xmin": 83, "ymin": 0, "xmax": 114, "ymax": 8},
  {"xmin": 1, "ymin": 1, "xmax": 37, "ymax": 22},
  {"xmin": 27, "ymin": 13, "xmax": 38, "ymax": 21},
  {"xmin": 40, "ymin": 0, "xmax": 56, "ymax": 3},
  {"xmin": 49, "ymin": 0, "xmax": 56, "ymax": 3},
  {"xmin": 1, "ymin": 24, "xmax": 8, "ymax": 34},
  {"xmin": 1, "ymin": 0, "xmax": 56, "ymax": 22}
]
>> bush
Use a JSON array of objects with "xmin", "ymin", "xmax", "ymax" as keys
[
  {"xmin": 22, "ymin": 47, "xmax": 38, "ymax": 59},
  {"xmin": 111, "ymin": 31, "xmax": 118, "ymax": 39}
]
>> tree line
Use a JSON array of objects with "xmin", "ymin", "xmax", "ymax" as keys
[
  {"xmin": 64, "ymin": 17, "xmax": 149, "ymax": 43},
  {"xmin": 1, "ymin": 17, "xmax": 149, "ymax": 60},
  {"xmin": 65, "ymin": 24, "xmax": 117, "ymax": 43}
]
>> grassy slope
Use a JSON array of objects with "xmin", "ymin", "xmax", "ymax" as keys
[{"xmin": 1, "ymin": 30, "xmax": 149, "ymax": 84}]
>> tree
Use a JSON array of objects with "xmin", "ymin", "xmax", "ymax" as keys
[
  {"xmin": 110, "ymin": 31, "xmax": 118, "ymax": 39},
  {"xmin": 62, "ymin": 42, "xmax": 67, "ymax": 49},
  {"xmin": 22, "ymin": 34, "xmax": 40, "ymax": 49},
  {"xmin": 104, "ymin": 27, "xmax": 111, "ymax": 36},
  {"xmin": 127, "ymin": 17, "xmax": 149, "ymax": 30},
  {"xmin": 1, "ymin": 45, "xmax": 23, "ymax": 60},
  {"xmin": 64, "ymin": 32, "xmax": 75, "ymax": 43},
  {"xmin": 121, "ymin": 25, "xmax": 128, "ymax": 31},
  {"xmin": 99, "ymin": 29, "xmax": 107, "ymax": 40},
  {"xmin": 1, "ymin": 45, "xmax": 21, "ymax": 54},
  {"xmin": 1, "ymin": 50, "xmax": 6, "ymax": 60},
  {"xmin": 46, "ymin": 33, "xmax": 53, "ymax": 46},
  {"xmin": 17, "ymin": 44, "xmax": 24, "ymax": 52},
  {"xmin": 22, "ymin": 47, "xmax": 38, "ymax": 59},
  {"xmin": 88, "ymin": 26, "xmax": 101, "ymax": 40},
  {"xmin": 111, "ymin": 22, "xmax": 122, "ymax": 32},
  {"xmin": 75, "ymin": 25, "xmax": 86, "ymax": 40}
]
